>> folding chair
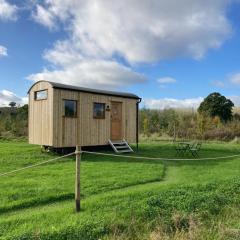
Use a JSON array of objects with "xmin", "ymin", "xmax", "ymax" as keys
[
  {"xmin": 189, "ymin": 142, "xmax": 202, "ymax": 157},
  {"xmin": 175, "ymin": 142, "xmax": 189, "ymax": 155}
]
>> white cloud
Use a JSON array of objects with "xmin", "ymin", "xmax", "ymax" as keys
[
  {"xmin": 143, "ymin": 97, "xmax": 204, "ymax": 109},
  {"xmin": 211, "ymin": 72, "xmax": 240, "ymax": 88},
  {"xmin": 32, "ymin": 0, "xmax": 233, "ymax": 63},
  {"xmin": 29, "ymin": 0, "xmax": 235, "ymax": 90},
  {"xmin": 212, "ymin": 80, "xmax": 225, "ymax": 88},
  {"xmin": 229, "ymin": 73, "xmax": 240, "ymax": 85},
  {"xmin": 32, "ymin": 4, "xmax": 56, "ymax": 30},
  {"xmin": 0, "ymin": 90, "xmax": 27, "ymax": 107},
  {"xmin": 27, "ymin": 60, "xmax": 146, "ymax": 90},
  {"xmin": 0, "ymin": 45, "xmax": 7, "ymax": 57},
  {"xmin": 42, "ymin": 40, "xmax": 83, "ymax": 67},
  {"xmin": 157, "ymin": 77, "xmax": 176, "ymax": 84},
  {"xmin": 0, "ymin": 0, "xmax": 17, "ymax": 21},
  {"xmin": 230, "ymin": 96, "xmax": 240, "ymax": 106},
  {"xmin": 143, "ymin": 95, "xmax": 240, "ymax": 109}
]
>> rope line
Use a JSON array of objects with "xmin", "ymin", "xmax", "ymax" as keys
[
  {"xmin": 81, "ymin": 150, "xmax": 240, "ymax": 161},
  {"xmin": 1, "ymin": 149, "xmax": 240, "ymax": 178},
  {"xmin": 0, "ymin": 152, "xmax": 75, "ymax": 177}
]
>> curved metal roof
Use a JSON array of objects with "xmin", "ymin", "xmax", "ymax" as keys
[{"xmin": 28, "ymin": 80, "xmax": 141, "ymax": 100}]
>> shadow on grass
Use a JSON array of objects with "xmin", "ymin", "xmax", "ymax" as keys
[
  {"xmin": 0, "ymin": 177, "xmax": 166, "ymax": 215},
  {"xmin": 0, "ymin": 193, "xmax": 75, "ymax": 215}
]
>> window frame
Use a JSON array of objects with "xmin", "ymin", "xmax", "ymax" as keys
[
  {"xmin": 63, "ymin": 99, "xmax": 78, "ymax": 118},
  {"xmin": 93, "ymin": 102, "xmax": 106, "ymax": 119},
  {"xmin": 34, "ymin": 89, "xmax": 48, "ymax": 101}
]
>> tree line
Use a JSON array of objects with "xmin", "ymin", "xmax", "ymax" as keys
[
  {"xmin": 140, "ymin": 92, "xmax": 240, "ymax": 141},
  {"xmin": 0, "ymin": 92, "xmax": 239, "ymax": 141},
  {"xmin": 0, "ymin": 103, "xmax": 28, "ymax": 139}
]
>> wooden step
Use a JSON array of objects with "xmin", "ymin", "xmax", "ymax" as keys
[
  {"xmin": 117, "ymin": 149, "xmax": 133, "ymax": 153},
  {"xmin": 111, "ymin": 141, "xmax": 126, "ymax": 145},
  {"xmin": 108, "ymin": 139, "xmax": 134, "ymax": 153},
  {"xmin": 115, "ymin": 145, "xmax": 129, "ymax": 149}
]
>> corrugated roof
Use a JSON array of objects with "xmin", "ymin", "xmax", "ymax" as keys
[{"xmin": 28, "ymin": 80, "xmax": 141, "ymax": 100}]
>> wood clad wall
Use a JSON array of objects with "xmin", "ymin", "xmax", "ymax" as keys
[
  {"xmin": 28, "ymin": 82, "xmax": 53, "ymax": 146},
  {"xmin": 52, "ymin": 89, "xmax": 137, "ymax": 147},
  {"xmin": 52, "ymin": 89, "xmax": 79, "ymax": 147}
]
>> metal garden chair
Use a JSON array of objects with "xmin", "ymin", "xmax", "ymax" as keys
[
  {"xmin": 175, "ymin": 142, "xmax": 190, "ymax": 155},
  {"xmin": 189, "ymin": 142, "xmax": 202, "ymax": 157}
]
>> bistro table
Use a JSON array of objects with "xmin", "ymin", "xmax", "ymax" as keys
[{"xmin": 175, "ymin": 141, "xmax": 194, "ymax": 155}]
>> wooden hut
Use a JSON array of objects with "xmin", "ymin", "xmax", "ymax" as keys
[{"xmin": 28, "ymin": 80, "xmax": 141, "ymax": 153}]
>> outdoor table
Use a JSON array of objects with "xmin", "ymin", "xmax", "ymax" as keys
[{"xmin": 175, "ymin": 142, "xmax": 193, "ymax": 155}]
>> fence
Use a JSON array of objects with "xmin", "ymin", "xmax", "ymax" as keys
[{"xmin": 1, "ymin": 147, "xmax": 240, "ymax": 212}]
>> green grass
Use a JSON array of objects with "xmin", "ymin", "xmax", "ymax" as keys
[{"xmin": 1, "ymin": 140, "xmax": 240, "ymax": 239}]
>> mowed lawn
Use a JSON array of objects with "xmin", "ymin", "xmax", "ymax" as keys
[{"xmin": 1, "ymin": 140, "xmax": 240, "ymax": 239}]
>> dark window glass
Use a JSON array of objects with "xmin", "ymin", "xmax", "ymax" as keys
[
  {"xmin": 93, "ymin": 103, "xmax": 105, "ymax": 119},
  {"xmin": 35, "ymin": 90, "xmax": 47, "ymax": 100},
  {"xmin": 64, "ymin": 100, "xmax": 77, "ymax": 117}
]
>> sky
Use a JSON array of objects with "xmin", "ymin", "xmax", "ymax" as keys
[{"xmin": 1, "ymin": 0, "xmax": 240, "ymax": 109}]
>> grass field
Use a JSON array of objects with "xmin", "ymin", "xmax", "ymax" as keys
[{"xmin": 1, "ymin": 140, "xmax": 240, "ymax": 239}]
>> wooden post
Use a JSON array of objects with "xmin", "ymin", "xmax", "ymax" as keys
[{"xmin": 75, "ymin": 145, "xmax": 81, "ymax": 212}]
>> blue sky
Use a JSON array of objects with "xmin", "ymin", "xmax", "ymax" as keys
[{"xmin": 1, "ymin": 0, "xmax": 240, "ymax": 108}]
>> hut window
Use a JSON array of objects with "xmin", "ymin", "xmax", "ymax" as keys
[
  {"xmin": 34, "ymin": 90, "xmax": 47, "ymax": 100},
  {"xmin": 64, "ymin": 100, "xmax": 77, "ymax": 117},
  {"xmin": 93, "ymin": 103, "xmax": 105, "ymax": 119}
]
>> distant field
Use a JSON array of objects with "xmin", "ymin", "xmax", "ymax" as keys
[{"xmin": 1, "ymin": 140, "xmax": 240, "ymax": 239}]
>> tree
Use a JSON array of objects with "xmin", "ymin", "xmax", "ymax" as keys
[
  {"xmin": 149, "ymin": 111, "xmax": 160, "ymax": 133},
  {"xmin": 18, "ymin": 104, "xmax": 28, "ymax": 118},
  {"xmin": 9, "ymin": 102, "xmax": 16, "ymax": 108},
  {"xmin": 198, "ymin": 92, "xmax": 234, "ymax": 122},
  {"xmin": 143, "ymin": 118, "xmax": 149, "ymax": 136}
]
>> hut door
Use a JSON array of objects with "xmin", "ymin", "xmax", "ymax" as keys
[{"xmin": 111, "ymin": 102, "xmax": 122, "ymax": 140}]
